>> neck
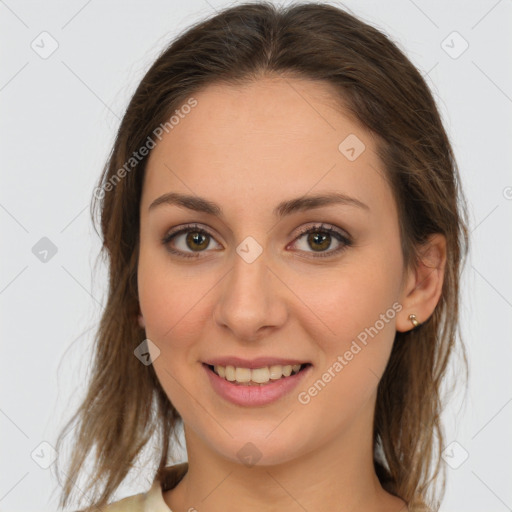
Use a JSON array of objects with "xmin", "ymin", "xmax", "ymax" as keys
[{"xmin": 163, "ymin": 404, "xmax": 406, "ymax": 512}]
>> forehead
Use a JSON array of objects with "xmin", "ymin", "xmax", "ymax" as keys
[{"xmin": 142, "ymin": 77, "xmax": 394, "ymax": 221}]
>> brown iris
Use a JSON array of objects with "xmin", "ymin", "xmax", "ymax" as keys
[
  {"xmin": 308, "ymin": 232, "xmax": 331, "ymax": 252},
  {"xmin": 186, "ymin": 231, "xmax": 209, "ymax": 251}
]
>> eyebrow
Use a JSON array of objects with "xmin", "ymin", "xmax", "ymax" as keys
[{"xmin": 148, "ymin": 191, "xmax": 370, "ymax": 217}]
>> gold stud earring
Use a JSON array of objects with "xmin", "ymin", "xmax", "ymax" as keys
[{"xmin": 409, "ymin": 314, "xmax": 419, "ymax": 329}]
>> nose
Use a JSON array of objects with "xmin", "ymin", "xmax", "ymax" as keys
[{"xmin": 213, "ymin": 248, "xmax": 288, "ymax": 342}]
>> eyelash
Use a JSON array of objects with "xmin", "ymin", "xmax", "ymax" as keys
[{"xmin": 161, "ymin": 223, "xmax": 353, "ymax": 259}]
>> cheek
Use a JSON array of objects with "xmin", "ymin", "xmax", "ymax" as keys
[
  {"xmin": 137, "ymin": 251, "xmax": 210, "ymax": 415},
  {"xmin": 298, "ymin": 261, "xmax": 400, "ymax": 343},
  {"xmin": 137, "ymin": 245, "xmax": 219, "ymax": 364},
  {"xmin": 294, "ymin": 257, "xmax": 401, "ymax": 405},
  {"xmin": 138, "ymin": 240, "xmax": 185, "ymax": 324}
]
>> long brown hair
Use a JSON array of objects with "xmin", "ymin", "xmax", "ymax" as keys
[{"xmin": 55, "ymin": 2, "xmax": 469, "ymax": 510}]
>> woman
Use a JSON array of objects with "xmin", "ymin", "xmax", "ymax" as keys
[{"xmin": 55, "ymin": 2, "xmax": 469, "ymax": 511}]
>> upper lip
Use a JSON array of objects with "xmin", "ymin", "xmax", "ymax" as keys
[{"xmin": 203, "ymin": 357, "xmax": 311, "ymax": 369}]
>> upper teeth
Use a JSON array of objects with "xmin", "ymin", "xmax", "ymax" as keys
[{"xmin": 214, "ymin": 364, "xmax": 302, "ymax": 384}]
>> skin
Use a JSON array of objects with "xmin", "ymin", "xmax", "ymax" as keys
[{"xmin": 137, "ymin": 76, "xmax": 446, "ymax": 512}]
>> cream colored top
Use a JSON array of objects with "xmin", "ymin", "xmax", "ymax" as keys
[{"xmin": 99, "ymin": 462, "xmax": 188, "ymax": 511}]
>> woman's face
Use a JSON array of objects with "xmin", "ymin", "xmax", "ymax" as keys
[{"xmin": 137, "ymin": 77, "xmax": 409, "ymax": 466}]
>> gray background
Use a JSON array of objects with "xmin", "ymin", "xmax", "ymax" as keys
[{"xmin": 1, "ymin": 0, "xmax": 511, "ymax": 510}]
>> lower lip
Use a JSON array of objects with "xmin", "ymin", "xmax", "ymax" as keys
[{"xmin": 203, "ymin": 363, "xmax": 311, "ymax": 407}]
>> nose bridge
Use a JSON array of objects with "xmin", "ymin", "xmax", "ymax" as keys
[{"xmin": 232, "ymin": 239, "xmax": 269, "ymax": 296}]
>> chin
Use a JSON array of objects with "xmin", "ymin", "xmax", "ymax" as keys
[{"xmin": 207, "ymin": 431, "xmax": 309, "ymax": 469}]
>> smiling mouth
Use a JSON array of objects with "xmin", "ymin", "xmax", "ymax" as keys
[{"xmin": 205, "ymin": 363, "xmax": 311, "ymax": 386}]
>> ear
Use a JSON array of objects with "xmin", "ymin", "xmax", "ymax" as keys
[
  {"xmin": 138, "ymin": 314, "xmax": 146, "ymax": 329},
  {"xmin": 396, "ymin": 233, "xmax": 447, "ymax": 332}
]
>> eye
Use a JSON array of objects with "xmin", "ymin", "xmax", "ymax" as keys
[
  {"xmin": 289, "ymin": 223, "xmax": 352, "ymax": 258},
  {"xmin": 161, "ymin": 222, "xmax": 352, "ymax": 259},
  {"xmin": 162, "ymin": 223, "xmax": 221, "ymax": 259}
]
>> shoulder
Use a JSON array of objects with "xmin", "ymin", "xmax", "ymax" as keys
[
  {"xmin": 73, "ymin": 463, "xmax": 188, "ymax": 512},
  {"xmin": 96, "ymin": 491, "xmax": 146, "ymax": 511}
]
